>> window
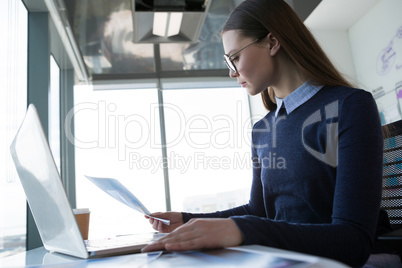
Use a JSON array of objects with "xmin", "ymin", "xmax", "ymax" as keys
[
  {"xmin": 0, "ymin": 0, "xmax": 28, "ymax": 258},
  {"xmin": 73, "ymin": 83, "xmax": 255, "ymax": 238},
  {"xmin": 49, "ymin": 55, "xmax": 61, "ymax": 172},
  {"xmin": 163, "ymin": 88, "xmax": 253, "ymax": 212},
  {"xmin": 74, "ymin": 86, "xmax": 166, "ymax": 239},
  {"xmin": 73, "ymin": 85, "xmax": 253, "ymax": 238}
]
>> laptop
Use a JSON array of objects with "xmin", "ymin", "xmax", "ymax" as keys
[{"xmin": 10, "ymin": 104, "xmax": 163, "ymax": 259}]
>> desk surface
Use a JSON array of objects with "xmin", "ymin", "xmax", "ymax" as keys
[{"xmin": 0, "ymin": 245, "xmax": 349, "ymax": 268}]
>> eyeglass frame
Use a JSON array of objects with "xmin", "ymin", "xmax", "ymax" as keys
[{"xmin": 223, "ymin": 35, "xmax": 266, "ymax": 73}]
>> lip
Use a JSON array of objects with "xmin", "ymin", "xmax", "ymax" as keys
[{"xmin": 239, "ymin": 82, "xmax": 246, "ymax": 87}]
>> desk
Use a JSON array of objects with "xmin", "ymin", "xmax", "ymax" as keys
[{"xmin": 0, "ymin": 245, "xmax": 349, "ymax": 267}]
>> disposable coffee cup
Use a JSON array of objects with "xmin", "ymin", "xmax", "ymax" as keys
[{"xmin": 73, "ymin": 208, "xmax": 90, "ymax": 240}]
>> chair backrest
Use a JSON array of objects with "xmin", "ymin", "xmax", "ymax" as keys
[{"xmin": 382, "ymin": 119, "xmax": 402, "ymax": 230}]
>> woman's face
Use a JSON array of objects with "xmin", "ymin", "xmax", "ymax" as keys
[{"xmin": 222, "ymin": 30, "xmax": 278, "ymax": 96}]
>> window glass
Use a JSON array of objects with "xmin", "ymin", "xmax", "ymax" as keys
[
  {"xmin": 0, "ymin": 0, "xmax": 28, "ymax": 258},
  {"xmin": 49, "ymin": 55, "xmax": 61, "ymax": 172},
  {"xmin": 74, "ymin": 86, "xmax": 165, "ymax": 239},
  {"xmin": 163, "ymin": 88, "xmax": 253, "ymax": 212},
  {"xmin": 159, "ymin": 42, "xmax": 225, "ymax": 71}
]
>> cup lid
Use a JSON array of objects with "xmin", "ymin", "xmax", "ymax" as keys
[{"xmin": 73, "ymin": 208, "xmax": 90, "ymax": 214}]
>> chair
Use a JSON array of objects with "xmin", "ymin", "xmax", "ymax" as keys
[{"xmin": 378, "ymin": 119, "xmax": 402, "ymax": 255}]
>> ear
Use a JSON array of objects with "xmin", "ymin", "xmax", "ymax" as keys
[{"xmin": 266, "ymin": 33, "xmax": 280, "ymax": 56}]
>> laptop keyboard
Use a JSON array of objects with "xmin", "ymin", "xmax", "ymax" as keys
[{"xmin": 85, "ymin": 233, "xmax": 166, "ymax": 249}]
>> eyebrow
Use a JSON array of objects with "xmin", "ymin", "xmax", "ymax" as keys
[
  {"xmin": 227, "ymin": 43, "xmax": 247, "ymax": 57},
  {"xmin": 225, "ymin": 48, "xmax": 236, "ymax": 56},
  {"xmin": 225, "ymin": 42, "xmax": 246, "ymax": 56},
  {"xmin": 226, "ymin": 37, "xmax": 263, "ymax": 58},
  {"xmin": 226, "ymin": 46, "xmax": 241, "ymax": 57}
]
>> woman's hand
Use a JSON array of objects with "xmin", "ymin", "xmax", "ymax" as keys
[
  {"xmin": 141, "ymin": 218, "xmax": 244, "ymax": 252},
  {"xmin": 145, "ymin": 212, "xmax": 184, "ymax": 233}
]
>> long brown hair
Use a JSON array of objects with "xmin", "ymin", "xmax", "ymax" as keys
[{"xmin": 222, "ymin": 0, "xmax": 353, "ymax": 111}]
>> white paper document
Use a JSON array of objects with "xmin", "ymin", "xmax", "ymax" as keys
[{"xmin": 85, "ymin": 175, "xmax": 170, "ymax": 225}]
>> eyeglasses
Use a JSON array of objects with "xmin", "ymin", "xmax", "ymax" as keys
[{"xmin": 223, "ymin": 37, "xmax": 262, "ymax": 73}]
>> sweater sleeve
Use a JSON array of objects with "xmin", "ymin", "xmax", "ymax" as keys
[{"xmin": 230, "ymin": 91, "xmax": 384, "ymax": 267}]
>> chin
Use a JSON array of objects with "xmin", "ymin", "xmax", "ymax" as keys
[{"xmin": 246, "ymin": 88, "xmax": 261, "ymax": 96}]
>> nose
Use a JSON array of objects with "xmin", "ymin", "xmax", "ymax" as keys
[{"xmin": 229, "ymin": 69, "xmax": 238, "ymax": 78}]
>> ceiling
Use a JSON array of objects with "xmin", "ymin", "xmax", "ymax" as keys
[
  {"xmin": 24, "ymin": 0, "xmax": 322, "ymax": 82},
  {"xmin": 305, "ymin": 0, "xmax": 380, "ymax": 30},
  {"xmin": 63, "ymin": 0, "xmax": 241, "ymax": 81}
]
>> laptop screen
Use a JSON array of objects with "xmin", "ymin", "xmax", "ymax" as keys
[{"xmin": 10, "ymin": 104, "xmax": 88, "ymax": 258}]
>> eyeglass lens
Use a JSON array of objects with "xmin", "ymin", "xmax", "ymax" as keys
[{"xmin": 224, "ymin": 55, "xmax": 236, "ymax": 73}]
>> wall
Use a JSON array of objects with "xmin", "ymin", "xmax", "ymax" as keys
[
  {"xmin": 349, "ymin": 0, "xmax": 402, "ymax": 124},
  {"xmin": 306, "ymin": 0, "xmax": 402, "ymax": 125},
  {"xmin": 309, "ymin": 29, "xmax": 356, "ymax": 83}
]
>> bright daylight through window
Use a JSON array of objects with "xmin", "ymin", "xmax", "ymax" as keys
[
  {"xmin": 0, "ymin": 0, "xmax": 28, "ymax": 258},
  {"xmin": 73, "ymin": 86, "xmax": 253, "ymax": 239},
  {"xmin": 74, "ymin": 87, "xmax": 165, "ymax": 239},
  {"xmin": 163, "ymin": 88, "xmax": 253, "ymax": 212}
]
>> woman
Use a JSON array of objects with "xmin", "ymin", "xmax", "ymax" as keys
[{"xmin": 142, "ymin": 0, "xmax": 399, "ymax": 266}]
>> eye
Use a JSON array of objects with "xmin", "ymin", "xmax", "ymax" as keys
[{"xmin": 231, "ymin": 56, "xmax": 239, "ymax": 63}]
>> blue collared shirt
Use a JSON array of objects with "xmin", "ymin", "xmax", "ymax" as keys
[{"xmin": 275, "ymin": 81, "xmax": 324, "ymax": 117}]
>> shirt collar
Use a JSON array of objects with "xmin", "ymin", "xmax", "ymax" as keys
[{"xmin": 275, "ymin": 81, "xmax": 324, "ymax": 117}]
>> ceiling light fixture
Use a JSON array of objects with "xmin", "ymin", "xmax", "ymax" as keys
[
  {"xmin": 132, "ymin": 0, "xmax": 211, "ymax": 43},
  {"xmin": 153, "ymin": 12, "xmax": 183, "ymax": 37}
]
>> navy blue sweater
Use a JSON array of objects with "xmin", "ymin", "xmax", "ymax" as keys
[{"xmin": 182, "ymin": 86, "xmax": 388, "ymax": 267}]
